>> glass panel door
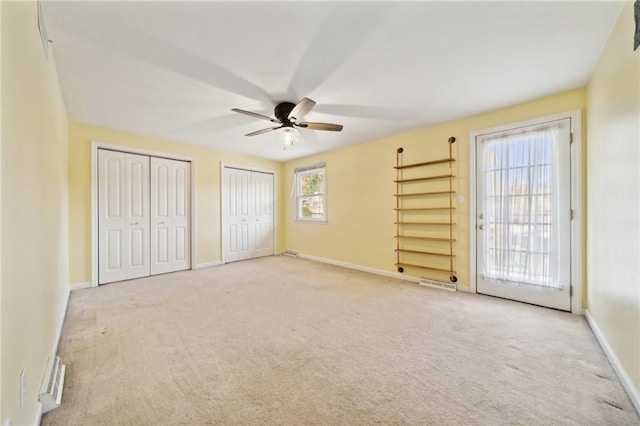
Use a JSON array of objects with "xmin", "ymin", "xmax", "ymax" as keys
[{"xmin": 476, "ymin": 119, "xmax": 571, "ymax": 311}]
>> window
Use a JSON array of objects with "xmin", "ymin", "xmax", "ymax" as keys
[{"xmin": 295, "ymin": 163, "xmax": 326, "ymax": 222}]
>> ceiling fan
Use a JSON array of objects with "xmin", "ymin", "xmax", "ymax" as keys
[{"xmin": 232, "ymin": 98, "xmax": 343, "ymax": 144}]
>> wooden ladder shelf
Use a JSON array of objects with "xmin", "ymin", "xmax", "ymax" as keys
[{"xmin": 394, "ymin": 137, "xmax": 457, "ymax": 282}]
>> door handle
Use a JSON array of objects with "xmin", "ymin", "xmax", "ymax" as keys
[
  {"xmin": 478, "ymin": 224, "xmax": 485, "ymax": 230},
  {"xmin": 158, "ymin": 221, "xmax": 165, "ymax": 225},
  {"xmin": 131, "ymin": 222, "xmax": 139, "ymax": 226}
]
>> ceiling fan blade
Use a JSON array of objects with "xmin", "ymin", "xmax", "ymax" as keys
[
  {"xmin": 288, "ymin": 97, "xmax": 316, "ymax": 122},
  {"xmin": 245, "ymin": 126, "xmax": 281, "ymax": 137},
  {"xmin": 298, "ymin": 122, "xmax": 343, "ymax": 132},
  {"xmin": 232, "ymin": 108, "xmax": 279, "ymax": 123}
]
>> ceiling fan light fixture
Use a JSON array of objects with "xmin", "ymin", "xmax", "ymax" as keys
[{"xmin": 280, "ymin": 127, "xmax": 303, "ymax": 146}]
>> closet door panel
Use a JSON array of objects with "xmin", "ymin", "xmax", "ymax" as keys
[
  {"xmin": 151, "ymin": 157, "xmax": 191, "ymax": 274},
  {"xmin": 173, "ymin": 165, "xmax": 190, "ymax": 264},
  {"xmin": 222, "ymin": 168, "xmax": 252, "ymax": 262},
  {"xmin": 125, "ymin": 153, "xmax": 150, "ymax": 279},
  {"xmin": 251, "ymin": 171, "xmax": 275, "ymax": 256},
  {"xmin": 99, "ymin": 150, "xmax": 151, "ymax": 284},
  {"xmin": 222, "ymin": 167, "xmax": 274, "ymax": 262}
]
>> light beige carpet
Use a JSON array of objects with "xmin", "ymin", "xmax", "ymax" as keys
[{"xmin": 43, "ymin": 256, "xmax": 639, "ymax": 425}]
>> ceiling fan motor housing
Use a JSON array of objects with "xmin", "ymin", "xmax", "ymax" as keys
[{"xmin": 274, "ymin": 102, "xmax": 296, "ymax": 127}]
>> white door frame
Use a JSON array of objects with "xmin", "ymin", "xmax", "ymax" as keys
[
  {"xmin": 468, "ymin": 110, "xmax": 583, "ymax": 314},
  {"xmin": 221, "ymin": 162, "xmax": 277, "ymax": 264},
  {"xmin": 91, "ymin": 141, "xmax": 196, "ymax": 287}
]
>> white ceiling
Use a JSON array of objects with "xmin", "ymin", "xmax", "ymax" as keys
[{"xmin": 42, "ymin": 1, "xmax": 622, "ymax": 162}]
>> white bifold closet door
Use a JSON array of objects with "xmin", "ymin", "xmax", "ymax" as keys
[
  {"xmin": 98, "ymin": 150, "xmax": 150, "ymax": 284},
  {"xmin": 150, "ymin": 157, "xmax": 191, "ymax": 275},
  {"xmin": 98, "ymin": 150, "xmax": 190, "ymax": 284},
  {"xmin": 222, "ymin": 167, "xmax": 275, "ymax": 263}
]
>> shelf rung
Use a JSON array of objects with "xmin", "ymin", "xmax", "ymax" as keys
[
  {"xmin": 395, "ymin": 222, "xmax": 456, "ymax": 225},
  {"xmin": 394, "ymin": 262, "xmax": 455, "ymax": 273},
  {"xmin": 394, "ymin": 191, "xmax": 455, "ymax": 197},
  {"xmin": 395, "ymin": 236, "xmax": 456, "ymax": 242},
  {"xmin": 394, "ymin": 174, "xmax": 455, "ymax": 183},
  {"xmin": 394, "ymin": 207, "xmax": 455, "ymax": 211},
  {"xmin": 394, "ymin": 158, "xmax": 456, "ymax": 169},
  {"xmin": 397, "ymin": 249, "xmax": 454, "ymax": 257}
]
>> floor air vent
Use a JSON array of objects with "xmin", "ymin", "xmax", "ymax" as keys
[
  {"xmin": 419, "ymin": 278, "xmax": 457, "ymax": 292},
  {"xmin": 283, "ymin": 250, "xmax": 299, "ymax": 257},
  {"xmin": 40, "ymin": 355, "xmax": 66, "ymax": 413}
]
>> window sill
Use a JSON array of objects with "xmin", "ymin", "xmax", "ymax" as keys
[{"xmin": 295, "ymin": 219, "xmax": 327, "ymax": 224}]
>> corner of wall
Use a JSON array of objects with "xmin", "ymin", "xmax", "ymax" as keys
[
  {"xmin": 585, "ymin": 0, "xmax": 640, "ymax": 405},
  {"xmin": 585, "ymin": 310, "xmax": 640, "ymax": 415}
]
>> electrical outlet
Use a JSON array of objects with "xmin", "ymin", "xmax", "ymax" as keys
[
  {"xmin": 19, "ymin": 370, "xmax": 26, "ymax": 407},
  {"xmin": 4, "ymin": 417, "xmax": 13, "ymax": 426},
  {"xmin": 393, "ymin": 250, "xmax": 398, "ymax": 259}
]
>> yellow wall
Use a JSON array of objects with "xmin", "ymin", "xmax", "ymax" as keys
[
  {"xmin": 1, "ymin": 2, "xmax": 70, "ymax": 424},
  {"xmin": 586, "ymin": 0, "xmax": 640, "ymax": 396},
  {"xmin": 284, "ymin": 88, "xmax": 586, "ymax": 288},
  {"xmin": 68, "ymin": 122, "xmax": 285, "ymax": 285}
]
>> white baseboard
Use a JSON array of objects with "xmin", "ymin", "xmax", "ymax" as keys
[
  {"xmin": 295, "ymin": 253, "xmax": 420, "ymax": 284},
  {"xmin": 53, "ymin": 284, "xmax": 71, "ymax": 356},
  {"xmin": 70, "ymin": 281, "xmax": 91, "ymax": 291},
  {"xmin": 294, "ymin": 252, "xmax": 466, "ymax": 290},
  {"xmin": 33, "ymin": 401, "xmax": 43, "ymax": 426},
  {"xmin": 195, "ymin": 261, "xmax": 223, "ymax": 269},
  {"xmin": 41, "ymin": 281, "xmax": 72, "ymax": 424},
  {"xmin": 33, "ymin": 284, "xmax": 72, "ymax": 425},
  {"xmin": 585, "ymin": 309, "xmax": 640, "ymax": 415}
]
